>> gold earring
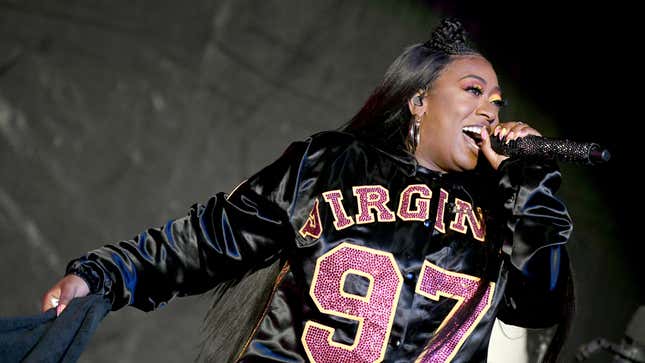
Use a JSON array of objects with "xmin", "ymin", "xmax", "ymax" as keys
[{"xmin": 408, "ymin": 116, "xmax": 421, "ymax": 152}]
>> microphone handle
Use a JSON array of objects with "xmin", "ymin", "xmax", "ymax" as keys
[{"xmin": 489, "ymin": 135, "xmax": 611, "ymax": 165}]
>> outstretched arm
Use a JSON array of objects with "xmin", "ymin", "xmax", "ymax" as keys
[{"xmin": 42, "ymin": 140, "xmax": 309, "ymax": 314}]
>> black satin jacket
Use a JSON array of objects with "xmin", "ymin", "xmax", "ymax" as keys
[{"xmin": 67, "ymin": 131, "xmax": 573, "ymax": 363}]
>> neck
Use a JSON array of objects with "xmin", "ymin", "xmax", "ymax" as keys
[{"xmin": 414, "ymin": 151, "xmax": 447, "ymax": 174}]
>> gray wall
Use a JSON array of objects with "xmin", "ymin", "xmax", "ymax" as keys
[{"xmin": 0, "ymin": 1, "xmax": 639, "ymax": 362}]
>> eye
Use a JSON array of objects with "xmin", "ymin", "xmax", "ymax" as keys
[
  {"xmin": 491, "ymin": 98, "xmax": 508, "ymax": 109},
  {"xmin": 465, "ymin": 85, "xmax": 483, "ymax": 96}
]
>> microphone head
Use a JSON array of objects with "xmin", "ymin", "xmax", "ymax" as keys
[{"xmin": 589, "ymin": 144, "xmax": 611, "ymax": 165}]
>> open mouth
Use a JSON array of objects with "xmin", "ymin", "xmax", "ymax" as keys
[{"xmin": 462, "ymin": 125, "xmax": 483, "ymax": 148}]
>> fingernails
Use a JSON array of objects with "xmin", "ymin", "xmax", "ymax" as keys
[
  {"xmin": 494, "ymin": 126, "xmax": 500, "ymax": 136},
  {"xmin": 499, "ymin": 128, "xmax": 507, "ymax": 139},
  {"xmin": 505, "ymin": 132, "xmax": 514, "ymax": 144},
  {"xmin": 56, "ymin": 304, "xmax": 66, "ymax": 317},
  {"xmin": 481, "ymin": 128, "xmax": 488, "ymax": 140}
]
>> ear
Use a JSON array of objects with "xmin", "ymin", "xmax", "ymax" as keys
[{"xmin": 408, "ymin": 90, "xmax": 427, "ymax": 117}]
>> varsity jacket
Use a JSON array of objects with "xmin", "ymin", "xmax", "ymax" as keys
[{"xmin": 66, "ymin": 130, "xmax": 572, "ymax": 362}]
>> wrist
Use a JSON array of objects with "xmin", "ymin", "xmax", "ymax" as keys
[{"xmin": 65, "ymin": 259, "xmax": 111, "ymax": 296}]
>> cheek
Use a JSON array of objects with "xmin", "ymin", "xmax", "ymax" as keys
[
  {"xmin": 423, "ymin": 95, "xmax": 475, "ymax": 143},
  {"xmin": 437, "ymin": 94, "xmax": 474, "ymax": 123},
  {"xmin": 453, "ymin": 96, "xmax": 478, "ymax": 118}
]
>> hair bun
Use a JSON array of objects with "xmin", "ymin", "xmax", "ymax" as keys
[{"xmin": 424, "ymin": 18, "xmax": 472, "ymax": 54}]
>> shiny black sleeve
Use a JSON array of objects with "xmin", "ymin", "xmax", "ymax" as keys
[
  {"xmin": 492, "ymin": 158, "xmax": 574, "ymax": 327},
  {"xmin": 65, "ymin": 141, "xmax": 309, "ymax": 312}
]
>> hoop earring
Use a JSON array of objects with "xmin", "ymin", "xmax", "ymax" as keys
[{"xmin": 408, "ymin": 117, "xmax": 421, "ymax": 152}]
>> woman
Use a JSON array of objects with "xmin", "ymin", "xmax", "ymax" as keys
[{"xmin": 41, "ymin": 18, "xmax": 573, "ymax": 362}]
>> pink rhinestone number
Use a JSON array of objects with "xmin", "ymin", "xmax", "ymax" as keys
[
  {"xmin": 415, "ymin": 261, "xmax": 496, "ymax": 363},
  {"xmin": 302, "ymin": 243, "xmax": 403, "ymax": 363}
]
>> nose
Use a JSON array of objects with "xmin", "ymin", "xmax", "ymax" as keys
[{"xmin": 476, "ymin": 102, "xmax": 496, "ymax": 124}]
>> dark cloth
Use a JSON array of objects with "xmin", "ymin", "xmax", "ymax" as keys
[
  {"xmin": 66, "ymin": 130, "xmax": 572, "ymax": 362},
  {"xmin": 0, "ymin": 295, "xmax": 111, "ymax": 363}
]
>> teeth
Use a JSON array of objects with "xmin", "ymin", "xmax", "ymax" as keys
[{"xmin": 462, "ymin": 125, "xmax": 483, "ymax": 134}]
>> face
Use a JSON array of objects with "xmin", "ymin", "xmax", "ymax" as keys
[{"xmin": 411, "ymin": 55, "xmax": 504, "ymax": 173}]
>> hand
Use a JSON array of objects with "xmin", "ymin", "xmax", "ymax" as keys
[
  {"xmin": 41, "ymin": 274, "xmax": 90, "ymax": 316},
  {"xmin": 480, "ymin": 121, "xmax": 542, "ymax": 170}
]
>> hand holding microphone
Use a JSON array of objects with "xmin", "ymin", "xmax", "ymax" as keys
[{"xmin": 480, "ymin": 122, "xmax": 611, "ymax": 170}]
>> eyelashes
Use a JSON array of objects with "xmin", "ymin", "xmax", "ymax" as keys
[
  {"xmin": 493, "ymin": 99, "xmax": 508, "ymax": 108},
  {"xmin": 465, "ymin": 85, "xmax": 484, "ymax": 96},
  {"xmin": 489, "ymin": 96, "xmax": 508, "ymax": 108},
  {"xmin": 465, "ymin": 86, "xmax": 507, "ymax": 108}
]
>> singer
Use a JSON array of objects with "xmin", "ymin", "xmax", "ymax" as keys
[{"xmin": 40, "ymin": 18, "xmax": 574, "ymax": 362}]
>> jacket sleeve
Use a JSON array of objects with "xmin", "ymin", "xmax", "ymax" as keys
[
  {"xmin": 491, "ymin": 158, "xmax": 574, "ymax": 327},
  {"xmin": 65, "ymin": 140, "xmax": 310, "ymax": 312}
]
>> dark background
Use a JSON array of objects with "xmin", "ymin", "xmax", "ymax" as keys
[{"xmin": 1, "ymin": 1, "xmax": 640, "ymax": 362}]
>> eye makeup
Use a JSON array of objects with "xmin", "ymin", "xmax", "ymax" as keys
[{"xmin": 488, "ymin": 94, "xmax": 507, "ymax": 108}]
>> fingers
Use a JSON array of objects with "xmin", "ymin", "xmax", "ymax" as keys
[
  {"xmin": 483, "ymin": 121, "xmax": 543, "ymax": 170},
  {"xmin": 57, "ymin": 284, "xmax": 74, "ymax": 317},
  {"xmin": 41, "ymin": 288, "xmax": 61, "ymax": 313},
  {"xmin": 492, "ymin": 121, "xmax": 542, "ymax": 144},
  {"xmin": 504, "ymin": 123, "xmax": 527, "ymax": 144},
  {"xmin": 480, "ymin": 127, "xmax": 508, "ymax": 171},
  {"xmin": 41, "ymin": 274, "xmax": 91, "ymax": 317},
  {"xmin": 479, "ymin": 126, "xmax": 494, "ymax": 159}
]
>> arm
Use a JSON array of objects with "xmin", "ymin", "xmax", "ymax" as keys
[
  {"xmin": 493, "ymin": 157, "xmax": 574, "ymax": 327},
  {"xmin": 64, "ymin": 141, "xmax": 309, "ymax": 312}
]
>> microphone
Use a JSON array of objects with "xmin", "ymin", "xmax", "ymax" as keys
[{"xmin": 489, "ymin": 135, "xmax": 611, "ymax": 166}]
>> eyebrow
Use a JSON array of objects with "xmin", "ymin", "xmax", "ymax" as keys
[
  {"xmin": 460, "ymin": 74, "xmax": 487, "ymax": 84},
  {"xmin": 459, "ymin": 74, "xmax": 502, "ymax": 94}
]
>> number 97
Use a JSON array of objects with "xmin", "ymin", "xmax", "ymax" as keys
[{"xmin": 301, "ymin": 243, "xmax": 495, "ymax": 363}]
